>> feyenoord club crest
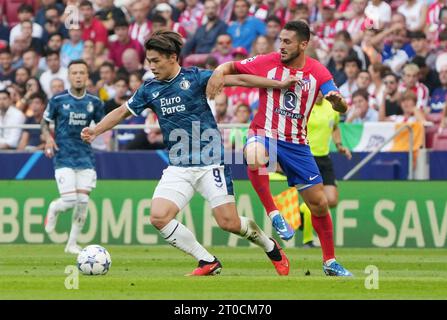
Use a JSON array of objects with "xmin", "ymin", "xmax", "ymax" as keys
[
  {"xmin": 86, "ymin": 101, "xmax": 94, "ymax": 113},
  {"xmin": 180, "ymin": 79, "xmax": 191, "ymax": 90}
]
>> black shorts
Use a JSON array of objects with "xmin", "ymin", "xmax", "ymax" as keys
[{"xmin": 314, "ymin": 155, "xmax": 337, "ymax": 186}]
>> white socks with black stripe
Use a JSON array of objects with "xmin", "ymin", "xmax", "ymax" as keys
[
  {"xmin": 160, "ymin": 219, "xmax": 215, "ymax": 263},
  {"xmin": 239, "ymin": 216, "xmax": 274, "ymax": 252}
]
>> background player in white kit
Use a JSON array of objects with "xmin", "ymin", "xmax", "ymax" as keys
[{"xmin": 42, "ymin": 60, "xmax": 104, "ymax": 254}]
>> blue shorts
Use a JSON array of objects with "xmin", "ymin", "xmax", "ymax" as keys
[{"xmin": 245, "ymin": 135, "xmax": 323, "ymax": 190}]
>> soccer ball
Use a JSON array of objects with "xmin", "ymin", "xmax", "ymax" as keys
[{"xmin": 77, "ymin": 245, "xmax": 112, "ymax": 275}]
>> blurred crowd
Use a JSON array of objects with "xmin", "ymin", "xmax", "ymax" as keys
[{"xmin": 1, "ymin": 0, "xmax": 447, "ymax": 152}]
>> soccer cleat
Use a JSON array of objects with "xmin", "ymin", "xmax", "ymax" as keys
[
  {"xmin": 266, "ymin": 238, "xmax": 290, "ymax": 276},
  {"xmin": 44, "ymin": 202, "xmax": 59, "ymax": 234},
  {"xmin": 271, "ymin": 213, "xmax": 295, "ymax": 240},
  {"xmin": 65, "ymin": 243, "xmax": 82, "ymax": 255},
  {"xmin": 323, "ymin": 260, "xmax": 353, "ymax": 277},
  {"xmin": 303, "ymin": 241, "xmax": 316, "ymax": 249},
  {"xmin": 188, "ymin": 257, "xmax": 222, "ymax": 276}
]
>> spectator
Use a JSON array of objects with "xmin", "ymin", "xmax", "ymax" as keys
[
  {"xmin": 182, "ymin": 0, "xmax": 228, "ymax": 56},
  {"xmin": 50, "ymin": 78, "xmax": 65, "ymax": 97},
  {"xmin": 129, "ymin": 71, "xmax": 143, "ymax": 93},
  {"xmin": 151, "ymin": 14, "xmax": 169, "ymax": 34},
  {"xmin": 398, "ymin": 63, "xmax": 430, "ymax": 112},
  {"xmin": 0, "ymin": 48, "xmax": 15, "ymax": 91},
  {"xmin": 314, "ymin": 0, "xmax": 340, "ymax": 52},
  {"xmin": 156, "ymin": 3, "xmax": 188, "ymax": 40},
  {"xmin": 265, "ymin": 15, "xmax": 281, "ymax": 51},
  {"xmin": 398, "ymin": 0, "xmax": 427, "ymax": 32},
  {"xmin": 14, "ymin": 67, "xmax": 31, "ymax": 88},
  {"xmin": 387, "ymin": 90, "xmax": 425, "ymax": 123},
  {"xmin": 0, "ymin": 90, "xmax": 26, "ymax": 149},
  {"xmin": 411, "ymin": 56, "xmax": 440, "ymax": 95},
  {"xmin": 251, "ymin": 35, "xmax": 274, "ymax": 56},
  {"xmin": 108, "ymin": 20, "xmax": 144, "ymax": 69},
  {"xmin": 326, "ymin": 41, "xmax": 349, "ymax": 87},
  {"xmin": 17, "ymin": 93, "xmax": 46, "ymax": 151},
  {"xmin": 379, "ymin": 73, "xmax": 403, "ymax": 121},
  {"xmin": 22, "ymin": 49, "xmax": 44, "ymax": 78},
  {"xmin": 346, "ymin": 89, "xmax": 379, "ymax": 123},
  {"xmin": 35, "ymin": 0, "xmax": 65, "ymax": 27},
  {"xmin": 211, "ymin": 34, "xmax": 234, "ymax": 65},
  {"xmin": 39, "ymin": 50, "xmax": 69, "ymax": 98},
  {"xmin": 45, "ymin": 32, "xmax": 64, "ymax": 54},
  {"xmin": 232, "ymin": 46, "xmax": 249, "ymax": 61},
  {"xmin": 381, "ymin": 23, "xmax": 415, "ymax": 74},
  {"xmin": 19, "ymin": 20, "xmax": 45, "ymax": 56},
  {"xmin": 179, "ymin": 0, "xmax": 206, "ymax": 37},
  {"xmin": 80, "ymin": 0, "xmax": 108, "ymax": 56},
  {"xmin": 429, "ymin": 66, "xmax": 447, "ymax": 114},
  {"xmin": 6, "ymin": 84, "xmax": 25, "ymax": 111},
  {"xmin": 104, "ymin": 76, "xmax": 130, "ymax": 115},
  {"xmin": 9, "ymin": 4, "xmax": 43, "ymax": 45},
  {"xmin": 365, "ymin": 0, "xmax": 392, "ymax": 30},
  {"xmin": 228, "ymin": 103, "xmax": 250, "ymax": 150},
  {"xmin": 227, "ymin": 0, "xmax": 266, "ymax": 52},
  {"xmin": 205, "ymin": 55, "xmax": 219, "ymax": 70},
  {"xmin": 61, "ymin": 27, "xmax": 84, "ymax": 68},
  {"xmin": 95, "ymin": 0, "xmax": 126, "ymax": 32},
  {"xmin": 41, "ymin": 5, "xmax": 68, "ymax": 43},
  {"xmin": 368, "ymin": 63, "xmax": 389, "ymax": 109},
  {"xmin": 213, "ymin": 93, "xmax": 232, "ymax": 147},
  {"xmin": 339, "ymin": 56, "xmax": 361, "ymax": 105},
  {"xmin": 249, "ymin": 0, "xmax": 269, "ymax": 21},
  {"xmin": 119, "ymin": 48, "xmax": 146, "ymax": 79},
  {"xmin": 343, "ymin": 0, "xmax": 368, "ymax": 45},
  {"xmin": 129, "ymin": 0, "xmax": 152, "ymax": 47},
  {"xmin": 149, "ymin": 0, "xmax": 181, "ymax": 22},
  {"xmin": 97, "ymin": 62, "xmax": 116, "ymax": 101},
  {"xmin": 335, "ymin": 30, "xmax": 369, "ymax": 70},
  {"xmin": 16, "ymin": 77, "xmax": 46, "ymax": 114}
]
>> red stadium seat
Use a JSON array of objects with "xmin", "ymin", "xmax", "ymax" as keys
[
  {"xmin": 433, "ymin": 129, "xmax": 447, "ymax": 150},
  {"xmin": 425, "ymin": 123, "xmax": 439, "ymax": 148},
  {"xmin": 426, "ymin": 113, "xmax": 443, "ymax": 125}
]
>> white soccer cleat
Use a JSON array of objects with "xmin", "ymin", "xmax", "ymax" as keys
[
  {"xmin": 44, "ymin": 202, "xmax": 59, "ymax": 234},
  {"xmin": 65, "ymin": 244, "xmax": 82, "ymax": 255}
]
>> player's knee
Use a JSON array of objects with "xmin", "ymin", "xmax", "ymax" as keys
[
  {"xmin": 309, "ymin": 197, "xmax": 329, "ymax": 216},
  {"xmin": 245, "ymin": 143, "xmax": 268, "ymax": 170},
  {"xmin": 327, "ymin": 195, "xmax": 338, "ymax": 208},
  {"xmin": 150, "ymin": 211, "xmax": 170, "ymax": 230},
  {"xmin": 60, "ymin": 193, "xmax": 77, "ymax": 210},
  {"xmin": 216, "ymin": 216, "xmax": 239, "ymax": 233}
]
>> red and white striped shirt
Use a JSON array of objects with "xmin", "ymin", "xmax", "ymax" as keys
[
  {"xmin": 129, "ymin": 21, "xmax": 152, "ymax": 47},
  {"xmin": 398, "ymin": 81, "xmax": 430, "ymax": 110},
  {"xmin": 427, "ymin": 1, "xmax": 446, "ymax": 26},
  {"xmin": 234, "ymin": 53, "xmax": 333, "ymax": 144}
]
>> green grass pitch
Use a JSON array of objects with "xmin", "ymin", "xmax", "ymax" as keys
[{"xmin": 1, "ymin": 245, "xmax": 446, "ymax": 299}]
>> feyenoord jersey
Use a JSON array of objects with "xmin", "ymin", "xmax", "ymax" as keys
[{"xmin": 234, "ymin": 52, "xmax": 334, "ymax": 144}]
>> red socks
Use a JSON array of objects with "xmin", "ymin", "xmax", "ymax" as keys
[
  {"xmin": 247, "ymin": 166, "xmax": 278, "ymax": 215},
  {"xmin": 311, "ymin": 213, "xmax": 335, "ymax": 262}
]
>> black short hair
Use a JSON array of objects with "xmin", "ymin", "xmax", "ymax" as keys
[
  {"xmin": 48, "ymin": 32, "xmax": 63, "ymax": 41},
  {"xmin": 265, "ymin": 15, "xmax": 281, "ymax": 25},
  {"xmin": 343, "ymin": 55, "xmax": 362, "ymax": 69},
  {"xmin": 80, "ymin": 0, "xmax": 93, "ymax": 8},
  {"xmin": 352, "ymin": 89, "xmax": 369, "ymax": 101},
  {"xmin": 439, "ymin": 30, "xmax": 447, "ymax": 42},
  {"xmin": 99, "ymin": 61, "xmax": 115, "ymax": 71},
  {"xmin": 29, "ymin": 92, "xmax": 47, "ymax": 105},
  {"xmin": 383, "ymin": 72, "xmax": 399, "ymax": 82},
  {"xmin": 295, "ymin": 3, "xmax": 309, "ymax": 12},
  {"xmin": 336, "ymin": 30, "xmax": 352, "ymax": 42},
  {"xmin": 18, "ymin": 4, "xmax": 34, "ymax": 14},
  {"xmin": 0, "ymin": 47, "xmax": 11, "ymax": 55},
  {"xmin": 0, "ymin": 89, "xmax": 11, "ymax": 97},
  {"xmin": 45, "ymin": 49, "xmax": 60, "ymax": 58},
  {"xmin": 411, "ymin": 55, "xmax": 427, "ymax": 68},
  {"xmin": 409, "ymin": 31, "xmax": 426, "ymax": 40},
  {"xmin": 283, "ymin": 20, "xmax": 310, "ymax": 42},
  {"xmin": 68, "ymin": 59, "xmax": 89, "ymax": 70},
  {"xmin": 114, "ymin": 75, "xmax": 129, "ymax": 86},
  {"xmin": 145, "ymin": 30, "xmax": 183, "ymax": 60},
  {"xmin": 152, "ymin": 14, "xmax": 167, "ymax": 26},
  {"xmin": 114, "ymin": 19, "xmax": 129, "ymax": 28}
]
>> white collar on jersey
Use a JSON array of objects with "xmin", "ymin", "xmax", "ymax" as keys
[
  {"xmin": 68, "ymin": 89, "xmax": 87, "ymax": 100},
  {"xmin": 161, "ymin": 66, "xmax": 182, "ymax": 83}
]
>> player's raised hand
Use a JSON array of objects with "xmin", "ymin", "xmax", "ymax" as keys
[
  {"xmin": 279, "ymin": 76, "xmax": 299, "ymax": 89},
  {"xmin": 325, "ymin": 91, "xmax": 348, "ymax": 113},
  {"xmin": 206, "ymin": 71, "xmax": 225, "ymax": 99},
  {"xmin": 44, "ymin": 138, "xmax": 58, "ymax": 158},
  {"xmin": 81, "ymin": 127, "xmax": 96, "ymax": 144}
]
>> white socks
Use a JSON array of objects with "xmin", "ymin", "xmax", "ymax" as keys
[
  {"xmin": 239, "ymin": 216, "xmax": 274, "ymax": 252},
  {"xmin": 67, "ymin": 193, "xmax": 89, "ymax": 246},
  {"xmin": 160, "ymin": 220, "xmax": 215, "ymax": 263}
]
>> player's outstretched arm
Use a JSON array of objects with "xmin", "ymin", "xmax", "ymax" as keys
[
  {"xmin": 207, "ymin": 62, "xmax": 236, "ymax": 99},
  {"xmin": 224, "ymin": 74, "xmax": 299, "ymax": 90},
  {"xmin": 325, "ymin": 91, "xmax": 348, "ymax": 114},
  {"xmin": 81, "ymin": 104, "xmax": 131, "ymax": 143}
]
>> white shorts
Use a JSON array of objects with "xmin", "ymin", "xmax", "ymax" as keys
[
  {"xmin": 153, "ymin": 165, "xmax": 235, "ymax": 210},
  {"xmin": 55, "ymin": 168, "xmax": 97, "ymax": 195}
]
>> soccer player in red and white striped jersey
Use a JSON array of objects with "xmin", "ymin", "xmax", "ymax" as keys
[{"xmin": 207, "ymin": 20, "xmax": 352, "ymax": 276}]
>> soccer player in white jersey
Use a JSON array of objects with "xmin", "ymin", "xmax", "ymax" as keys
[
  {"xmin": 81, "ymin": 31, "xmax": 297, "ymax": 276},
  {"xmin": 42, "ymin": 60, "xmax": 104, "ymax": 254}
]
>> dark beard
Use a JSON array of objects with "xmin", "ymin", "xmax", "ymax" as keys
[{"xmin": 281, "ymin": 51, "xmax": 300, "ymax": 64}]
